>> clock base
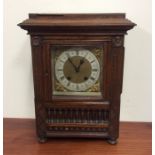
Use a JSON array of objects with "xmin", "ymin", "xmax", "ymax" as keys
[
  {"xmin": 38, "ymin": 136, "xmax": 47, "ymax": 143},
  {"xmin": 37, "ymin": 137, "xmax": 118, "ymax": 144},
  {"xmin": 107, "ymin": 138, "xmax": 118, "ymax": 145}
]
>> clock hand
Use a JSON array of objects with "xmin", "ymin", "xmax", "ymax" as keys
[
  {"xmin": 77, "ymin": 59, "xmax": 85, "ymax": 72},
  {"xmin": 68, "ymin": 58, "xmax": 78, "ymax": 72},
  {"xmin": 77, "ymin": 52, "xmax": 89, "ymax": 72}
]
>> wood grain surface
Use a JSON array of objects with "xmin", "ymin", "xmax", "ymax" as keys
[
  {"xmin": 18, "ymin": 13, "xmax": 135, "ymax": 27},
  {"xmin": 4, "ymin": 118, "xmax": 151, "ymax": 155}
]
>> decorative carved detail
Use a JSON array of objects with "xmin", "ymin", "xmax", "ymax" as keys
[
  {"xmin": 112, "ymin": 36, "xmax": 123, "ymax": 47},
  {"xmin": 55, "ymin": 80, "xmax": 100, "ymax": 92},
  {"xmin": 88, "ymin": 82, "xmax": 100, "ymax": 92},
  {"xmin": 92, "ymin": 47, "xmax": 103, "ymax": 60},
  {"xmin": 46, "ymin": 108, "xmax": 109, "ymax": 132},
  {"xmin": 35, "ymin": 102, "xmax": 46, "ymax": 138},
  {"xmin": 55, "ymin": 81, "xmax": 66, "ymax": 92},
  {"xmin": 32, "ymin": 36, "xmax": 41, "ymax": 46},
  {"xmin": 46, "ymin": 108, "xmax": 109, "ymax": 124},
  {"xmin": 48, "ymin": 126, "xmax": 108, "ymax": 132}
]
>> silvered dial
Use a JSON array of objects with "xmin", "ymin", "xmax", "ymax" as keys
[{"xmin": 55, "ymin": 49, "xmax": 100, "ymax": 91}]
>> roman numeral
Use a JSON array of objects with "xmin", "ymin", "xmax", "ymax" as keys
[
  {"xmin": 84, "ymin": 52, "xmax": 88, "ymax": 58},
  {"xmin": 90, "ymin": 60, "xmax": 95, "ymax": 63},
  {"xmin": 76, "ymin": 50, "xmax": 79, "ymax": 56},
  {"xmin": 92, "ymin": 69, "xmax": 98, "ymax": 72},
  {"xmin": 60, "ymin": 76, "xmax": 65, "ymax": 80},
  {"xmin": 76, "ymin": 84, "xmax": 79, "ymax": 91},
  {"xmin": 57, "ymin": 69, "xmax": 63, "ymax": 71},
  {"xmin": 67, "ymin": 82, "xmax": 70, "ymax": 86},
  {"xmin": 90, "ymin": 76, "xmax": 95, "ymax": 81},
  {"xmin": 66, "ymin": 53, "xmax": 70, "ymax": 58},
  {"xmin": 60, "ymin": 59, "xmax": 65, "ymax": 63}
]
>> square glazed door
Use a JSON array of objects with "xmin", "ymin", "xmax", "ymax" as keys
[{"xmin": 42, "ymin": 37, "xmax": 112, "ymax": 102}]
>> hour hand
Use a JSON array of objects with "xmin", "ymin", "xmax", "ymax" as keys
[{"xmin": 77, "ymin": 59, "xmax": 84, "ymax": 72}]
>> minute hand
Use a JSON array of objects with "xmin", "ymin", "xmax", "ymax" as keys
[{"xmin": 68, "ymin": 58, "xmax": 78, "ymax": 72}]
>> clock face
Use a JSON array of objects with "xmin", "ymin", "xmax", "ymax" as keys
[
  {"xmin": 51, "ymin": 45, "xmax": 103, "ymax": 96},
  {"xmin": 55, "ymin": 49, "xmax": 100, "ymax": 91}
]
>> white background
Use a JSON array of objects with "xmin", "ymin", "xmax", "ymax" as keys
[{"xmin": 3, "ymin": 0, "xmax": 152, "ymax": 122}]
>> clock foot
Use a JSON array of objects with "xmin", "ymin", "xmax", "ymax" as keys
[
  {"xmin": 107, "ymin": 138, "xmax": 117, "ymax": 145},
  {"xmin": 38, "ymin": 136, "xmax": 47, "ymax": 143}
]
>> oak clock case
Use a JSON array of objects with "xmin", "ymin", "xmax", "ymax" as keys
[{"xmin": 18, "ymin": 14, "xmax": 136, "ymax": 144}]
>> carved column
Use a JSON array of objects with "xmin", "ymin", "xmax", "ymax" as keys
[
  {"xmin": 108, "ymin": 36, "xmax": 124, "ymax": 144},
  {"xmin": 31, "ymin": 36, "xmax": 47, "ymax": 142}
]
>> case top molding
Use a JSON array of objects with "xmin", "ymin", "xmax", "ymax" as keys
[{"xmin": 18, "ymin": 13, "xmax": 136, "ymax": 34}]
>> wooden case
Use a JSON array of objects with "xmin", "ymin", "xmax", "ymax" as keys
[{"xmin": 18, "ymin": 13, "xmax": 136, "ymax": 144}]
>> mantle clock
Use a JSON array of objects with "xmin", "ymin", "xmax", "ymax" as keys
[{"xmin": 18, "ymin": 13, "xmax": 136, "ymax": 144}]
